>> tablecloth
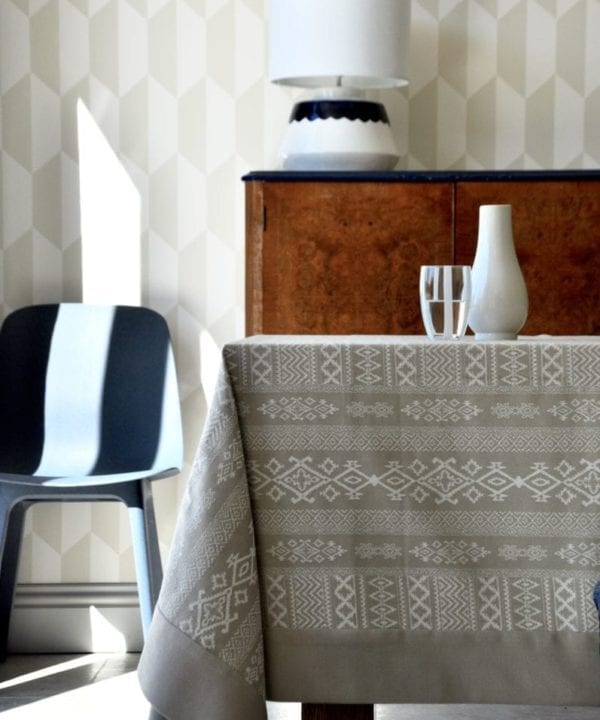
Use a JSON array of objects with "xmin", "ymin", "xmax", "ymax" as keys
[{"xmin": 139, "ymin": 336, "xmax": 600, "ymax": 719}]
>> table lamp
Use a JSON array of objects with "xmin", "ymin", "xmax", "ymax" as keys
[{"xmin": 269, "ymin": 0, "xmax": 411, "ymax": 171}]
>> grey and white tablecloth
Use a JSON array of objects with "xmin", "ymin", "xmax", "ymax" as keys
[{"xmin": 139, "ymin": 336, "xmax": 600, "ymax": 719}]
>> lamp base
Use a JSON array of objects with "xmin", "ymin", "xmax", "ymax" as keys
[
  {"xmin": 282, "ymin": 151, "xmax": 398, "ymax": 172},
  {"xmin": 278, "ymin": 99, "xmax": 399, "ymax": 171}
]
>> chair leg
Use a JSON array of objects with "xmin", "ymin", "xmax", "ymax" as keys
[
  {"xmin": 0, "ymin": 497, "xmax": 29, "ymax": 662},
  {"xmin": 127, "ymin": 479, "xmax": 163, "ymax": 637}
]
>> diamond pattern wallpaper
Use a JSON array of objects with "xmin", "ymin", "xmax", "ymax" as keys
[{"xmin": 1, "ymin": 0, "xmax": 599, "ymax": 583}]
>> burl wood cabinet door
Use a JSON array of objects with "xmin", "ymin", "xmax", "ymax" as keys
[
  {"xmin": 246, "ymin": 181, "xmax": 453, "ymax": 335},
  {"xmin": 455, "ymin": 181, "xmax": 600, "ymax": 335}
]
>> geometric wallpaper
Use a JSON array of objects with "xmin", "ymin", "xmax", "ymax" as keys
[
  {"xmin": 404, "ymin": 0, "xmax": 600, "ymax": 169},
  {"xmin": 1, "ymin": 0, "xmax": 599, "ymax": 583}
]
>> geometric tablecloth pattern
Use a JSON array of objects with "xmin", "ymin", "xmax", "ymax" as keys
[{"xmin": 139, "ymin": 337, "xmax": 600, "ymax": 719}]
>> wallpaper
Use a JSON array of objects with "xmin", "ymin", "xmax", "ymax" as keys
[{"xmin": 0, "ymin": 0, "xmax": 599, "ymax": 583}]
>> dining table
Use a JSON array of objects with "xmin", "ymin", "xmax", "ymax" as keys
[{"xmin": 138, "ymin": 335, "xmax": 600, "ymax": 720}]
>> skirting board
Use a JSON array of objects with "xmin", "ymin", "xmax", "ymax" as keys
[{"xmin": 8, "ymin": 583, "xmax": 143, "ymax": 653}]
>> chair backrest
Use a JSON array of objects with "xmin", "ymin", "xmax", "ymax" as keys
[{"xmin": 0, "ymin": 304, "xmax": 183, "ymax": 483}]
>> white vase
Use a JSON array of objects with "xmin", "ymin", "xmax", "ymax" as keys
[{"xmin": 468, "ymin": 204, "xmax": 528, "ymax": 340}]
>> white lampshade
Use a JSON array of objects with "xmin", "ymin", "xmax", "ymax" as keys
[
  {"xmin": 269, "ymin": 0, "xmax": 410, "ymax": 89},
  {"xmin": 268, "ymin": 0, "xmax": 411, "ymax": 171}
]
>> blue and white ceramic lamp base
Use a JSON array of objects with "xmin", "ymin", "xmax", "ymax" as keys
[{"xmin": 278, "ymin": 99, "xmax": 399, "ymax": 171}]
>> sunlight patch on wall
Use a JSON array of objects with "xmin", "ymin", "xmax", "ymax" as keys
[
  {"xmin": 200, "ymin": 329, "xmax": 222, "ymax": 407},
  {"xmin": 77, "ymin": 100, "xmax": 141, "ymax": 306},
  {"xmin": 89, "ymin": 605, "xmax": 128, "ymax": 652}
]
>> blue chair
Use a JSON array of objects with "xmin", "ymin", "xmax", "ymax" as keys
[{"xmin": 0, "ymin": 304, "xmax": 183, "ymax": 660}]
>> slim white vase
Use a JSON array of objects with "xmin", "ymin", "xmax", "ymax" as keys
[{"xmin": 468, "ymin": 204, "xmax": 528, "ymax": 340}]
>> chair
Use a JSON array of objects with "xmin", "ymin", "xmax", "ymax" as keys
[{"xmin": 0, "ymin": 303, "xmax": 183, "ymax": 660}]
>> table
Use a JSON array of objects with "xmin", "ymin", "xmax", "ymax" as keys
[{"xmin": 138, "ymin": 336, "xmax": 600, "ymax": 720}]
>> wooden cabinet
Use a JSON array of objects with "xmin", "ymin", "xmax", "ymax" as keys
[{"xmin": 245, "ymin": 171, "xmax": 600, "ymax": 336}]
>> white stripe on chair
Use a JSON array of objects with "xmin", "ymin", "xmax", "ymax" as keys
[{"xmin": 35, "ymin": 305, "xmax": 116, "ymax": 478}]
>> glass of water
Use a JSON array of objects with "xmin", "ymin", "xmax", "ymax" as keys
[{"xmin": 419, "ymin": 265, "xmax": 471, "ymax": 340}]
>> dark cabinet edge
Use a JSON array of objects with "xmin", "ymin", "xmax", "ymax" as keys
[{"xmin": 242, "ymin": 169, "xmax": 600, "ymax": 183}]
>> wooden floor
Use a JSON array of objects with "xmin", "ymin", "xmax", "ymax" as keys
[
  {"xmin": 0, "ymin": 654, "xmax": 148, "ymax": 717},
  {"xmin": 1, "ymin": 655, "xmax": 599, "ymax": 719}
]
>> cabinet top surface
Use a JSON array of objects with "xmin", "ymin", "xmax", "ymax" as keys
[
  {"xmin": 243, "ymin": 169, "xmax": 600, "ymax": 183},
  {"xmin": 236, "ymin": 335, "xmax": 600, "ymax": 345}
]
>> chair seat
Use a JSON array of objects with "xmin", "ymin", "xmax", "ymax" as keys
[{"xmin": 0, "ymin": 466, "xmax": 181, "ymax": 487}]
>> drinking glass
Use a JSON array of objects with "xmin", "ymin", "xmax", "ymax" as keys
[{"xmin": 419, "ymin": 265, "xmax": 471, "ymax": 340}]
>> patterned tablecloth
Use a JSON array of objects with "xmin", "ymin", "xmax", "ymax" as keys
[{"xmin": 138, "ymin": 336, "xmax": 600, "ymax": 720}]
